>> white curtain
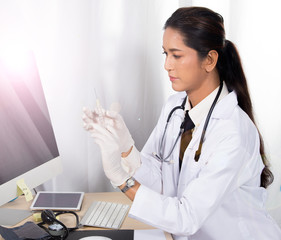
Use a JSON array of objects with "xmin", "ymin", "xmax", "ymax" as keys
[
  {"xmin": 0, "ymin": 0, "xmax": 178, "ymax": 192},
  {"xmin": 1, "ymin": 0, "xmax": 280, "ymax": 211}
]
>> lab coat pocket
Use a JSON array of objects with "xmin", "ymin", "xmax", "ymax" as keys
[
  {"xmin": 188, "ymin": 154, "xmax": 201, "ymax": 177},
  {"xmin": 178, "ymin": 148, "xmax": 203, "ymax": 194},
  {"xmin": 178, "ymin": 148, "xmax": 213, "ymax": 193}
]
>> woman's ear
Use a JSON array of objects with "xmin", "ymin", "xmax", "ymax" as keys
[{"xmin": 203, "ymin": 50, "xmax": 219, "ymax": 73}]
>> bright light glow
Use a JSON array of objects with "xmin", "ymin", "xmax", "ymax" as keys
[{"xmin": 0, "ymin": 42, "xmax": 31, "ymax": 75}]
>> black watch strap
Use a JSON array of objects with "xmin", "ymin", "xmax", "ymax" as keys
[{"xmin": 121, "ymin": 177, "xmax": 135, "ymax": 193}]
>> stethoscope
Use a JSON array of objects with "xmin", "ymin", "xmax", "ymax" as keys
[{"xmin": 153, "ymin": 81, "xmax": 223, "ymax": 163}]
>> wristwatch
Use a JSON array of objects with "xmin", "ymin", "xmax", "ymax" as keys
[{"xmin": 121, "ymin": 177, "xmax": 135, "ymax": 193}]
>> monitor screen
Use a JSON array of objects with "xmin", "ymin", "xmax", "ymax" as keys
[{"xmin": 0, "ymin": 50, "xmax": 62, "ymax": 206}]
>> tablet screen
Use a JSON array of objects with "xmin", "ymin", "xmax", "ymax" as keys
[{"xmin": 30, "ymin": 192, "xmax": 84, "ymax": 211}]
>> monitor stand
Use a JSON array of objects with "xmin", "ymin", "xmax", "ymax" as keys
[{"xmin": 0, "ymin": 208, "xmax": 32, "ymax": 226}]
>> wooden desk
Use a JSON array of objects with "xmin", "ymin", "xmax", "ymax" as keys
[{"xmin": 0, "ymin": 192, "xmax": 172, "ymax": 240}]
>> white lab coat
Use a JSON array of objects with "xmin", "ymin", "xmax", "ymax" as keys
[{"xmin": 129, "ymin": 91, "xmax": 281, "ymax": 240}]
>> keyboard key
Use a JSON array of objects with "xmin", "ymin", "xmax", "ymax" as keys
[
  {"xmin": 106, "ymin": 203, "xmax": 122, "ymax": 228},
  {"xmin": 88, "ymin": 201, "xmax": 106, "ymax": 225},
  {"xmin": 95, "ymin": 202, "xmax": 112, "ymax": 226},
  {"xmin": 100, "ymin": 203, "xmax": 117, "ymax": 227},
  {"xmin": 112, "ymin": 204, "xmax": 130, "ymax": 229},
  {"xmin": 80, "ymin": 201, "xmax": 130, "ymax": 229},
  {"xmin": 81, "ymin": 201, "xmax": 100, "ymax": 225}
]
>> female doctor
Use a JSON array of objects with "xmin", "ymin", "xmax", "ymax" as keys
[{"xmin": 83, "ymin": 7, "xmax": 281, "ymax": 240}]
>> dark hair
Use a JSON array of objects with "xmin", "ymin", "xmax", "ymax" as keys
[{"xmin": 164, "ymin": 7, "xmax": 273, "ymax": 188}]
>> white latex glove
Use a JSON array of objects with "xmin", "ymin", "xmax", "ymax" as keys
[
  {"xmin": 121, "ymin": 146, "xmax": 141, "ymax": 176},
  {"xmin": 82, "ymin": 107, "xmax": 96, "ymax": 131},
  {"xmin": 82, "ymin": 107, "xmax": 111, "ymax": 130},
  {"xmin": 91, "ymin": 124, "xmax": 130, "ymax": 187},
  {"xmin": 82, "ymin": 102, "xmax": 119, "ymax": 132},
  {"xmin": 83, "ymin": 103, "xmax": 141, "ymax": 176},
  {"xmin": 82, "ymin": 104, "xmax": 134, "ymax": 153},
  {"xmin": 103, "ymin": 110, "xmax": 141, "ymax": 175},
  {"xmin": 104, "ymin": 110, "xmax": 134, "ymax": 153}
]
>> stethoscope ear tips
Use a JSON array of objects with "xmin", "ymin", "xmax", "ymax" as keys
[{"xmin": 41, "ymin": 209, "xmax": 56, "ymax": 224}]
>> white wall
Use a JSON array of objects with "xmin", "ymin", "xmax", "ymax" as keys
[{"xmin": 228, "ymin": 0, "xmax": 281, "ymax": 210}]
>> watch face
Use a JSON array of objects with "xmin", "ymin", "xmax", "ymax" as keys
[
  {"xmin": 127, "ymin": 178, "xmax": 135, "ymax": 187},
  {"xmin": 121, "ymin": 177, "xmax": 135, "ymax": 193}
]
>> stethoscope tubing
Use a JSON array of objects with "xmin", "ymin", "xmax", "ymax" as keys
[
  {"xmin": 194, "ymin": 81, "xmax": 223, "ymax": 161},
  {"xmin": 156, "ymin": 98, "xmax": 187, "ymax": 162},
  {"xmin": 155, "ymin": 81, "xmax": 223, "ymax": 163}
]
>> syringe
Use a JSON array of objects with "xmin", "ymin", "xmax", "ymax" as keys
[{"xmin": 94, "ymin": 88, "xmax": 105, "ymax": 126}]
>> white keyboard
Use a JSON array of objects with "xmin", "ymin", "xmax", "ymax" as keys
[{"xmin": 80, "ymin": 201, "xmax": 130, "ymax": 229}]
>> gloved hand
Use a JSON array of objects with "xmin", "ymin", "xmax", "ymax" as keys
[
  {"xmin": 82, "ymin": 104, "xmax": 134, "ymax": 153},
  {"xmin": 121, "ymin": 146, "xmax": 141, "ymax": 176},
  {"xmin": 82, "ymin": 103, "xmax": 141, "ymax": 176},
  {"xmin": 82, "ymin": 107, "xmax": 96, "ymax": 131},
  {"xmin": 82, "ymin": 107, "xmax": 109, "ymax": 130},
  {"xmin": 99, "ymin": 109, "xmax": 141, "ymax": 175},
  {"xmin": 91, "ymin": 123, "xmax": 130, "ymax": 187},
  {"xmin": 104, "ymin": 110, "xmax": 134, "ymax": 154},
  {"xmin": 82, "ymin": 102, "xmax": 120, "ymax": 130}
]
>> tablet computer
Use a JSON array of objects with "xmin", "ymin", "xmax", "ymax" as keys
[{"xmin": 30, "ymin": 191, "xmax": 84, "ymax": 211}]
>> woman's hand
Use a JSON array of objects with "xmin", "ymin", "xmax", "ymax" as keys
[
  {"xmin": 82, "ymin": 104, "xmax": 141, "ymax": 177},
  {"xmin": 82, "ymin": 105, "xmax": 134, "ymax": 153},
  {"xmin": 103, "ymin": 109, "xmax": 134, "ymax": 153},
  {"xmin": 90, "ymin": 123, "xmax": 130, "ymax": 187}
]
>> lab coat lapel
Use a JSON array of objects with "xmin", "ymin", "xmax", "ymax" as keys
[
  {"xmin": 169, "ymin": 106, "xmax": 185, "ymax": 187},
  {"xmin": 161, "ymin": 95, "xmax": 186, "ymax": 192},
  {"xmin": 177, "ymin": 122, "xmax": 204, "ymax": 195},
  {"xmin": 176, "ymin": 91, "xmax": 239, "ymax": 197},
  {"xmin": 211, "ymin": 91, "xmax": 238, "ymax": 119}
]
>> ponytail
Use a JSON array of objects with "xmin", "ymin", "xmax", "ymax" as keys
[{"xmin": 217, "ymin": 40, "xmax": 274, "ymax": 188}]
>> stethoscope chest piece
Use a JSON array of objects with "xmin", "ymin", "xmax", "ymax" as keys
[{"xmin": 48, "ymin": 223, "xmax": 64, "ymax": 237}]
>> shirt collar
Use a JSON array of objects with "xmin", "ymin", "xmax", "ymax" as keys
[{"xmin": 185, "ymin": 81, "xmax": 229, "ymax": 127}]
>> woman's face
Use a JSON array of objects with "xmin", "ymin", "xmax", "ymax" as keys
[{"xmin": 163, "ymin": 27, "xmax": 207, "ymax": 93}]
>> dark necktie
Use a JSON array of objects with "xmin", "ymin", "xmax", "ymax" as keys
[{"xmin": 179, "ymin": 110, "xmax": 195, "ymax": 169}]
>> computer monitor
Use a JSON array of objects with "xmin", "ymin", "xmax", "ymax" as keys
[{"xmin": 0, "ymin": 49, "xmax": 62, "ymax": 207}]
